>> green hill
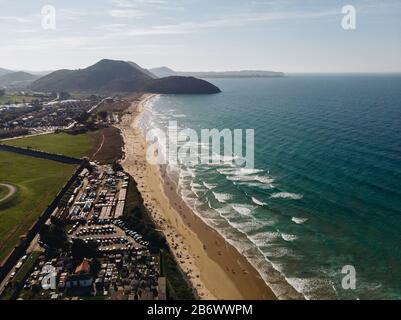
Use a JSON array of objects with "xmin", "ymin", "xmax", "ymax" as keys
[{"xmin": 30, "ymin": 59, "xmax": 221, "ymax": 94}]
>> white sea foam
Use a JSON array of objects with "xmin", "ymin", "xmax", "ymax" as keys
[
  {"xmin": 231, "ymin": 204, "xmax": 254, "ymax": 216},
  {"xmin": 264, "ymin": 247, "xmax": 295, "ymax": 259},
  {"xmin": 225, "ymin": 175, "xmax": 274, "ymax": 184},
  {"xmin": 181, "ymin": 187, "xmax": 195, "ymax": 199},
  {"xmin": 229, "ymin": 218, "xmax": 273, "ymax": 234},
  {"xmin": 215, "ymin": 206, "xmax": 232, "ymax": 215},
  {"xmin": 249, "ymin": 231, "xmax": 280, "ymax": 247},
  {"xmin": 233, "ymin": 181, "xmax": 275, "ymax": 189},
  {"xmin": 285, "ymin": 278, "xmax": 311, "ymax": 298},
  {"xmin": 251, "ymin": 197, "xmax": 267, "ymax": 206},
  {"xmin": 270, "ymin": 192, "xmax": 303, "ymax": 200},
  {"xmin": 212, "ymin": 192, "xmax": 232, "ymax": 203},
  {"xmin": 179, "ymin": 168, "xmax": 195, "ymax": 179},
  {"xmin": 190, "ymin": 184, "xmax": 205, "ymax": 198},
  {"xmin": 291, "ymin": 217, "xmax": 308, "ymax": 224},
  {"xmin": 207, "ymin": 162, "xmax": 235, "ymax": 168},
  {"xmin": 220, "ymin": 155, "xmax": 241, "ymax": 162},
  {"xmin": 218, "ymin": 168, "xmax": 264, "ymax": 176},
  {"xmin": 214, "ymin": 206, "xmax": 237, "ymax": 220},
  {"xmin": 190, "ymin": 182, "xmax": 203, "ymax": 188},
  {"xmin": 285, "ymin": 277, "xmax": 333, "ymax": 300},
  {"xmin": 182, "ymin": 195, "xmax": 197, "ymax": 207},
  {"xmin": 217, "ymin": 168, "xmax": 274, "ymax": 186},
  {"xmin": 203, "ymin": 182, "xmax": 217, "ymax": 190},
  {"xmin": 280, "ymin": 233, "xmax": 298, "ymax": 242}
]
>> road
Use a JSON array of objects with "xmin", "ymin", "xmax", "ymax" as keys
[
  {"xmin": 0, "ymin": 130, "xmax": 54, "ymax": 142},
  {"xmin": 87, "ymin": 97, "xmax": 112, "ymax": 114}
]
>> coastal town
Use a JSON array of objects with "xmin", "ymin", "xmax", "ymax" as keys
[
  {"xmin": 0, "ymin": 88, "xmax": 194, "ymax": 301},
  {"xmin": 1, "ymin": 161, "xmax": 167, "ymax": 300},
  {"xmin": 0, "ymin": 87, "xmax": 279, "ymax": 302},
  {"xmin": 0, "ymin": 58, "xmax": 281, "ymax": 303},
  {"xmin": 0, "ymin": 91, "xmax": 121, "ymax": 140}
]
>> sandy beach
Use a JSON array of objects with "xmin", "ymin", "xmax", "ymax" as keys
[{"xmin": 117, "ymin": 94, "xmax": 276, "ymax": 300}]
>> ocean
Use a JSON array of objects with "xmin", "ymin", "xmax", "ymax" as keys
[{"xmin": 139, "ymin": 74, "xmax": 401, "ymax": 299}]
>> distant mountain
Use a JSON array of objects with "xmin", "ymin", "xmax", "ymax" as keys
[
  {"xmin": 30, "ymin": 59, "xmax": 221, "ymax": 94},
  {"xmin": 149, "ymin": 67, "xmax": 176, "ymax": 78},
  {"xmin": 143, "ymin": 76, "xmax": 221, "ymax": 94},
  {"xmin": 27, "ymin": 70, "xmax": 53, "ymax": 77},
  {"xmin": 0, "ymin": 71, "xmax": 39, "ymax": 87},
  {"xmin": 149, "ymin": 67, "xmax": 285, "ymax": 78},
  {"xmin": 127, "ymin": 61, "xmax": 156, "ymax": 79},
  {"xmin": 31, "ymin": 59, "xmax": 152, "ymax": 93},
  {"xmin": 0, "ymin": 67, "xmax": 13, "ymax": 77}
]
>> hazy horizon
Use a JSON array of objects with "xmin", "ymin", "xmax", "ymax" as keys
[{"xmin": 1, "ymin": 0, "xmax": 401, "ymax": 73}]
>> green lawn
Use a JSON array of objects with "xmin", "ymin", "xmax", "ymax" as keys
[
  {"xmin": 0, "ymin": 94, "xmax": 37, "ymax": 105},
  {"xmin": 0, "ymin": 151, "xmax": 76, "ymax": 262},
  {"xmin": 2, "ymin": 132, "xmax": 99, "ymax": 158}
]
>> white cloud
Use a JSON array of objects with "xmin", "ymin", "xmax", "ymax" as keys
[
  {"xmin": 111, "ymin": 0, "xmax": 183, "ymax": 12},
  {"xmin": 0, "ymin": 16, "xmax": 31, "ymax": 23},
  {"xmin": 118, "ymin": 9, "xmax": 340, "ymax": 37},
  {"xmin": 57, "ymin": 8, "xmax": 102, "ymax": 20},
  {"xmin": 137, "ymin": 43, "xmax": 185, "ymax": 50},
  {"xmin": 110, "ymin": 9, "xmax": 147, "ymax": 18},
  {"xmin": 96, "ymin": 23, "xmax": 128, "ymax": 31},
  {"xmin": 112, "ymin": 0, "xmax": 167, "ymax": 7}
]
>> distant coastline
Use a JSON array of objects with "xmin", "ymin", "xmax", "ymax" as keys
[{"xmin": 149, "ymin": 67, "xmax": 285, "ymax": 79}]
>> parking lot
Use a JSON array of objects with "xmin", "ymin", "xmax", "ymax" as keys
[{"xmin": 69, "ymin": 219, "xmax": 149, "ymax": 253}]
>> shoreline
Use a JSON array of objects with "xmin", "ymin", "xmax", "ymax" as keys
[{"xmin": 118, "ymin": 93, "xmax": 276, "ymax": 300}]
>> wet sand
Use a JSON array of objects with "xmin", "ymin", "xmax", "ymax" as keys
[{"xmin": 117, "ymin": 94, "xmax": 276, "ymax": 300}]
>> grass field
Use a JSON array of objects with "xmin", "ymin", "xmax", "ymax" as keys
[
  {"xmin": 2, "ymin": 132, "xmax": 99, "ymax": 159},
  {"xmin": 0, "ymin": 151, "xmax": 76, "ymax": 262},
  {"xmin": 0, "ymin": 94, "xmax": 37, "ymax": 105}
]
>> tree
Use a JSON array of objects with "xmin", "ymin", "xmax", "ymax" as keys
[
  {"xmin": 59, "ymin": 91, "xmax": 71, "ymax": 100},
  {"xmin": 98, "ymin": 111, "xmax": 108, "ymax": 120},
  {"xmin": 0, "ymin": 89, "xmax": 5, "ymax": 97},
  {"xmin": 75, "ymin": 111, "xmax": 90, "ymax": 124},
  {"xmin": 112, "ymin": 161, "xmax": 123, "ymax": 172},
  {"xmin": 31, "ymin": 99, "xmax": 40, "ymax": 107},
  {"xmin": 39, "ymin": 223, "xmax": 67, "ymax": 249},
  {"xmin": 71, "ymin": 239, "xmax": 98, "ymax": 259}
]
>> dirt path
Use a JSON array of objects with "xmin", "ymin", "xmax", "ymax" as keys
[
  {"xmin": 0, "ymin": 183, "xmax": 16, "ymax": 203},
  {"xmin": 91, "ymin": 133, "xmax": 105, "ymax": 160}
]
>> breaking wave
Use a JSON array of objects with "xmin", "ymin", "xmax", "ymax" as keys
[
  {"xmin": 270, "ymin": 192, "xmax": 303, "ymax": 200},
  {"xmin": 251, "ymin": 197, "xmax": 267, "ymax": 206}
]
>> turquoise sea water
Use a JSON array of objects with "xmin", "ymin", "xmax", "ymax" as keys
[{"xmin": 141, "ymin": 74, "xmax": 401, "ymax": 299}]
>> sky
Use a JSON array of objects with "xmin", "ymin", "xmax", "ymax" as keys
[{"xmin": 0, "ymin": 0, "xmax": 400, "ymax": 73}]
